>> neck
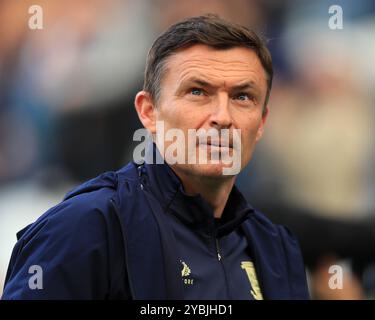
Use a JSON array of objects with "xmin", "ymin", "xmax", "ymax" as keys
[{"xmin": 172, "ymin": 168, "xmax": 235, "ymax": 218}]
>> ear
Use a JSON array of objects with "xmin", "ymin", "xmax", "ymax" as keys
[
  {"xmin": 134, "ymin": 91, "xmax": 157, "ymax": 134},
  {"xmin": 255, "ymin": 107, "xmax": 269, "ymax": 142}
]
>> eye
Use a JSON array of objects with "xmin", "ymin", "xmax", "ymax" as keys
[
  {"xmin": 234, "ymin": 92, "xmax": 251, "ymax": 101},
  {"xmin": 190, "ymin": 88, "xmax": 204, "ymax": 96}
]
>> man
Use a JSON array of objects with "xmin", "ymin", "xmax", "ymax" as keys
[{"xmin": 2, "ymin": 14, "xmax": 309, "ymax": 299}]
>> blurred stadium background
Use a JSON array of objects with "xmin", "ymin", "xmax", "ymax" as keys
[{"xmin": 1, "ymin": 0, "xmax": 375, "ymax": 299}]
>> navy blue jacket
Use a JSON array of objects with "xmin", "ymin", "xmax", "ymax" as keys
[{"xmin": 2, "ymin": 161, "xmax": 309, "ymax": 299}]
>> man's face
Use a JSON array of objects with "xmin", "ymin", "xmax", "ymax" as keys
[{"xmin": 153, "ymin": 44, "xmax": 269, "ymax": 179}]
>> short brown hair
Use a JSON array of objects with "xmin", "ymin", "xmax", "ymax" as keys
[{"xmin": 143, "ymin": 14, "xmax": 273, "ymax": 108}]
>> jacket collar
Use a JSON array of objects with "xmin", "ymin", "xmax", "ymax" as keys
[{"xmin": 140, "ymin": 145, "xmax": 254, "ymax": 238}]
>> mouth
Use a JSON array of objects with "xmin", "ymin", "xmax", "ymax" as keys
[
  {"xmin": 198, "ymin": 138, "xmax": 233, "ymax": 149},
  {"xmin": 208, "ymin": 141, "xmax": 232, "ymax": 148}
]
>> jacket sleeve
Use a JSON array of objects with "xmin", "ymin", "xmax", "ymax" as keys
[
  {"xmin": 2, "ymin": 193, "xmax": 128, "ymax": 300},
  {"xmin": 278, "ymin": 225, "xmax": 310, "ymax": 299}
]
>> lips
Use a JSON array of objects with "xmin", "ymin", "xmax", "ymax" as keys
[
  {"xmin": 206, "ymin": 142, "xmax": 232, "ymax": 149},
  {"xmin": 206, "ymin": 139, "xmax": 233, "ymax": 148},
  {"xmin": 197, "ymin": 137, "xmax": 233, "ymax": 148}
]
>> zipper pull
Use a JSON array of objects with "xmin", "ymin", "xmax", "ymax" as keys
[
  {"xmin": 215, "ymin": 238, "xmax": 222, "ymax": 261},
  {"xmin": 137, "ymin": 164, "xmax": 145, "ymax": 190}
]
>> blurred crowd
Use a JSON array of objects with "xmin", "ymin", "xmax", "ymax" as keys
[{"xmin": 1, "ymin": 0, "xmax": 375, "ymax": 299}]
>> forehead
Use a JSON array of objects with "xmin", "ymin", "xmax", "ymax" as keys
[{"xmin": 163, "ymin": 44, "xmax": 267, "ymax": 89}]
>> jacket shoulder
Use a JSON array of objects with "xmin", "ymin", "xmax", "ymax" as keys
[
  {"xmin": 2, "ymin": 176, "xmax": 130, "ymax": 299},
  {"xmin": 246, "ymin": 209, "xmax": 310, "ymax": 299},
  {"xmin": 249, "ymin": 209, "xmax": 301, "ymax": 243}
]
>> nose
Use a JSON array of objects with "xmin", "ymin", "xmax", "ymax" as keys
[{"xmin": 209, "ymin": 93, "xmax": 232, "ymax": 129}]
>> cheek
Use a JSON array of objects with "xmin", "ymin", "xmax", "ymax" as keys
[
  {"xmin": 239, "ymin": 119, "xmax": 264, "ymax": 150},
  {"xmin": 156, "ymin": 106, "xmax": 180, "ymax": 130},
  {"xmin": 159, "ymin": 103, "xmax": 203, "ymax": 131}
]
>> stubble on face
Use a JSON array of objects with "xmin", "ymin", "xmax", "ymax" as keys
[{"xmin": 154, "ymin": 44, "xmax": 268, "ymax": 181}]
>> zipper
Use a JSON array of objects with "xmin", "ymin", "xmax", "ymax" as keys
[
  {"xmin": 109, "ymin": 198, "xmax": 136, "ymax": 299},
  {"xmin": 214, "ymin": 235, "xmax": 232, "ymax": 298}
]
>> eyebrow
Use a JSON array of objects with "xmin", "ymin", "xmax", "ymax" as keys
[
  {"xmin": 181, "ymin": 76, "xmax": 259, "ymax": 92},
  {"xmin": 231, "ymin": 82, "xmax": 258, "ymax": 92},
  {"xmin": 183, "ymin": 77, "xmax": 214, "ymax": 89}
]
